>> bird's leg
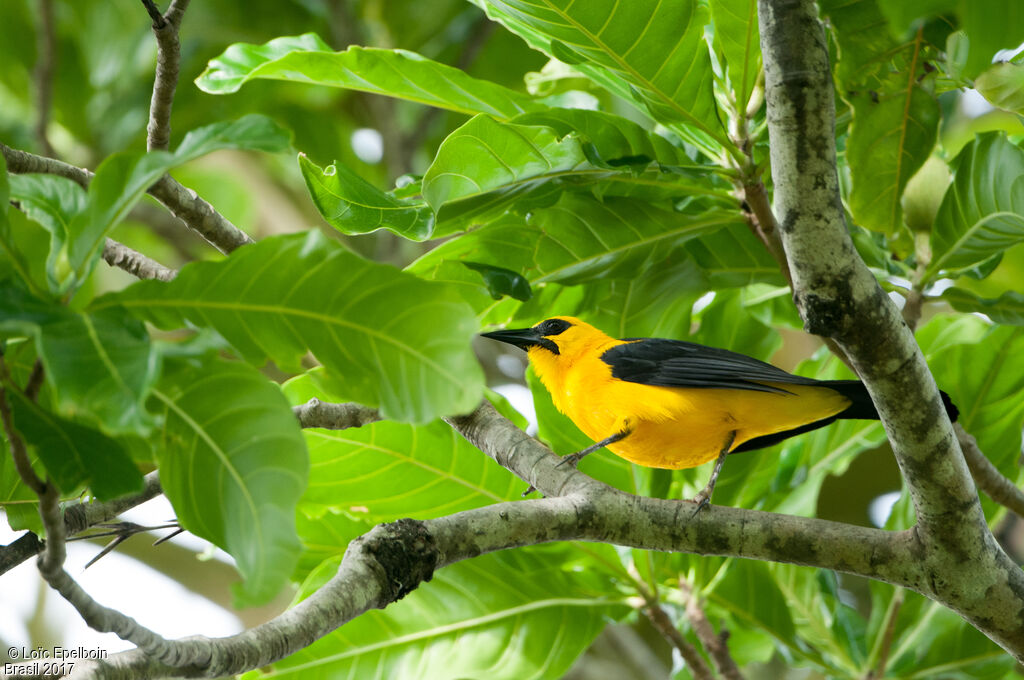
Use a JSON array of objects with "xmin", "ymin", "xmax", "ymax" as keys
[
  {"xmin": 522, "ymin": 428, "xmax": 632, "ymax": 496},
  {"xmin": 690, "ymin": 430, "xmax": 737, "ymax": 516}
]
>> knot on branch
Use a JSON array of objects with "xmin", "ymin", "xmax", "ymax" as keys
[
  {"xmin": 797, "ymin": 286, "xmax": 854, "ymax": 337},
  {"xmin": 359, "ymin": 518, "xmax": 438, "ymax": 602}
]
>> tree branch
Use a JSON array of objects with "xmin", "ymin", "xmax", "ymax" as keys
[
  {"xmin": 144, "ymin": 0, "xmax": 191, "ymax": 151},
  {"xmin": 0, "ymin": 142, "xmax": 253, "ymax": 253},
  {"xmin": 33, "ymin": 0, "xmax": 57, "ymax": 157},
  {"xmin": 292, "ymin": 398, "xmax": 381, "ymax": 429},
  {"xmin": 635, "ymin": 580, "xmax": 713, "ymax": 680},
  {"xmin": 957, "ymin": 424, "xmax": 1024, "ymax": 517},
  {"xmin": 680, "ymin": 580, "xmax": 744, "ymax": 680},
  {"xmin": 102, "ymin": 238, "xmax": 177, "ymax": 281},
  {"xmin": 0, "ymin": 472, "xmax": 162, "ymax": 577},
  {"xmin": 66, "ymin": 401, "xmax": 935, "ymax": 678},
  {"xmin": 758, "ymin": 0, "xmax": 1024, "ymax": 658}
]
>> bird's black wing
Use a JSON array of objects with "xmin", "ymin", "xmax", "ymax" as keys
[{"xmin": 602, "ymin": 338, "xmax": 821, "ymax": 394}]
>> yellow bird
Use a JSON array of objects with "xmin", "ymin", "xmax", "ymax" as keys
[{"xmin": 482, "ymin": 316, "xmax": 958, "ymax": 508}]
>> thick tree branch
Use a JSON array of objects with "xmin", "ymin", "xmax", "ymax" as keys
[
  {"xmin": 144, "ymin": 0, "xmax": 191, "ymax": 151},
  {"xmin": 758, "ymin": 0, "xmax": 1024, "ymax": 659},
  {"xmin": 0, "ymin": 143, "xmax": 253, "ymax": 253}
]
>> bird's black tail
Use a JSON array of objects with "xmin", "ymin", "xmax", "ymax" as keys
[{"xmin": 821, "ymin": 380, "xmax": 959, "ymax": 422}]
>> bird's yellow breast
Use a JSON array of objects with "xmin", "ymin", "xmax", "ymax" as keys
[{"xmin": 530, "ymin": 340, "xmax": 851, "ymax": 469}]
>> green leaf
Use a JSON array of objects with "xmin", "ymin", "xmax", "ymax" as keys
[
  {"xmin": 298, "ymin": 154, "xmax": 434, "ymax": 240},
  {"xmin": 422, "ymin": 114, "xmax": 586, "ymax": 213},
  {"xmin": 151, "ymin": 357, "xmax": 307, "ymax": 607},
  {"xmin": 0, "ymin": 281, "xmax": 157, "ymax": 435},
  {"xmin": 410, "ymin": 194, "xmax": 740, "ymax": 317},
  {"xmin": 847, "ymin": 88, "xmax": 940, "ymax": 235},
  {"xmin": 270, "ymin": 547, "xmax": 629, "ymax": 680},
  {"xmin": 682, "ymin": 222, "xmax": 785, "ymax": 288},
  {"xmin": 462, "ymin": 262, "xmax": 532, "ymax": 301},
  {"xmin": 928, "ymin": 133, "xmax": 1024, "ymax": 277},
  {"xmin": 959, "ymin": 1, "xmax": 1024, "ymax": 80},
  {"xmin": 282, "ymin": 363, "xmax": 521, "ymax": 521},
  {"xmin": 7, "ymin": 174, "xmax": 86, "ymax": 292},
  {"xmin": 876, "ymin": 0, "xmax": 955, "ymax": 38},
  {"xmin": 467, "ymin": 0, "xmax": 725, "ymax": 149},
  {"xmin": 99, "ymin": 231, "xmax": 484, "ymax": 423},
  {"xmin": 196, "ymin": 33, "xmax": 539, "ymax": 119},
  {"xmin": 709, "ymin": 0, "xmax": 762, "ymax": 108},
  {"xmin": 708, "ymin": 559, "xmax": 798, "ymax": 647},
  {"xmin": 510, "ymin": 108, "xmax": 691, "ymax": 167},
  {"xmin": 975, "ymin": 62, "xmax": 1024, "ymax": 114},
  {"xmin": 8, "ymin": 390, "xmax": 142, "ymax": 501},
  {"xmin": 819, "ymin": 0, "xmax": 901, "ymax": 89},
  {"xmin": 172, "ymin": 113, "xmax": 293, "ymax": 161},
  {"xmin": 941, "ymin": 287, "xmax": 1024, "ymax": 325}
]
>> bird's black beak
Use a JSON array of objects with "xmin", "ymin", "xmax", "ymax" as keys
[{"xmin": 480, "ymin": 327, "xmax": 543, "ymax": 352}]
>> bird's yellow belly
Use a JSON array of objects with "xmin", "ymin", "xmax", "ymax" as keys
[{"xmin": 557, "ymin": 377, "xmax": 852, "ymax": 470}]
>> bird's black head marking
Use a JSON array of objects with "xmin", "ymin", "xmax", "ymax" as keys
[{"xmin": 535, "ymin": 318, "xmax": 572, "ymax": 337}]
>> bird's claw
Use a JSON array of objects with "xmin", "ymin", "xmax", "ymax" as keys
[
  {"xmin": 555, "ymin": 452, "xmax": 584, "ymax": 469},
  {"xmin": 689, "ymin": 491, "xmax": 712, "ymax": 518}
]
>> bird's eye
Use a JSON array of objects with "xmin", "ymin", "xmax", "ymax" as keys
[{"xmin": 537, "ymin": 318, "xmax": 571, "ymax": 337}]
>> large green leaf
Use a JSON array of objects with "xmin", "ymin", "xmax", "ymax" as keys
[
  {"xmin": 422, "ymin": 114, "xmax": 587, "ymax": 213},
  {"xmin": 409, "ymin": 193, "xmax": 740, "ymax": 313},
  {"xmin": 0, "ymin": 281, "xmax": 157, "ymax": 435},
  {"xmin": 467, "ymin": 0, "xmax": 726, "ymax": 152},
  {"xmin": 196, "ymin": 33, "xmax": 539, "ymax": 119},
  {"xmin": 819, "ymin": 0, "xmax": 901, "ymax": 89},
  {"xmin": 282, "ymin": 372, "xmax": 519, "ymax": 521},
  {"xmin": 847, "ymin": 87, "xmax": 940, "ymax": 235},
  {"xmin": 928, "ymin": 133, "xmax": 1024, "ymax": 277},
  {"xmin": 8, "ymin": 390, "xmax": 142, "ymax": 501},
  {"xmin": 709, "ymin": 0, "xmax": 762, "ymax": 108},
  {"xmin": 268, "ymin": 547, "xmax": 629, "ymax": 680},
  {"xmin": 151, "ymin": 357, "xmax": 307, "ymax": 607},
  {"xmin": 298, "ymin": 155, "xmax": 434, "ymax": 241},
  {"xmin": 98, "ymin": 231, "xmax": 484, "ymax": 423},
  {"xmin": 941, "ymin": 287, "xmax": 1024, "ymax": 326},
  {"xmin": 681, "ymin": 222, "xmax": 785, "ymax": 288}
]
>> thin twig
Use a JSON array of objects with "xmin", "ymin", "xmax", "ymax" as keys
[
  {"xmin": 633, "ymin": 578, "xmax": 713, "ymax": 680},
  {"xmin": 0, "ymin": 472, "xmax": 163, "ymax": 577},
  {"xmin": 33, "ymin": 0, "xmax": 57, "ymax": 157},
  {"xmin": 957, "ymin": 424, "xmax": 1024, "ymax": 517},
  {"xmin": 103, "ymin": 237, "xmax": 177, "ymax": 281},
  {"xmin": 680, "ymin": 580, "xmax": 745, "ymax": 680},
  {"xmin": 292, "ymin": 398, "xmax": 382, "ymax": 429},
  {"xmin": 140, "ymin": 0, "xmax": 166, "ymax": 28},
  {"xmin": 0, "ymin": 356, "xmax": 47, "ymax": 495},
  {"xmin": 23, "ymin": 359, "xmax": 45, "ymax": 401},
  {"xmin": 145, "ymin": 0, "xmax": 191, "ymax": 151},
  {"xmin": 865, "ymin": 588, "xmax": 903, "ymax": 679},
  {"xmin": 0, "ymin": 142, "xmax": 254, "ymax": 253}
]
